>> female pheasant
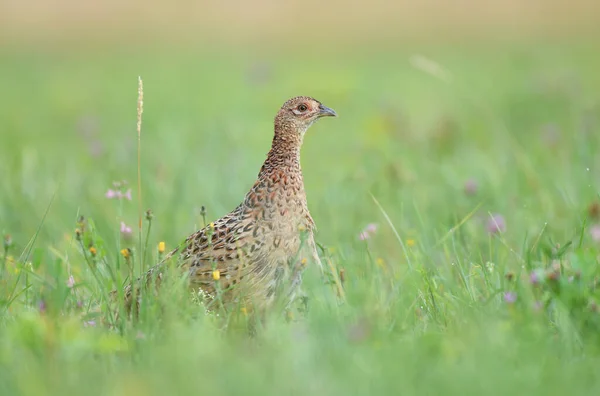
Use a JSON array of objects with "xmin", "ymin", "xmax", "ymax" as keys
[{"xmin": 121, "ymin": 96, "xmax": 337, "ymax": 315}]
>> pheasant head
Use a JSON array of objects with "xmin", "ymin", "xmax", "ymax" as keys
[{"xmin": 274, "ymin": 96, "xmax": 337, "ymax": 139}]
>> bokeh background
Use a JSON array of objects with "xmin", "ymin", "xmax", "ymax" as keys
[
  {"xmin": 1, "ymin": 0, "xmax": 599, "ymax": 243},
  {"xmin": 2, "ymin": 2, "xmax": 600, "ymax": 395},
  {"xmin": 2, "ymin": 0, "xmax": 600, "ymax": 45}
]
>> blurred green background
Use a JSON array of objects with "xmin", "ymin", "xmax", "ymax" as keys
[{"xmin": 1, "ymin": 1, "xmax": 600, "ymax": 395}]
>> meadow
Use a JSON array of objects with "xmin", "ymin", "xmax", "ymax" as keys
[{"xmin": 1, "ymin": 41, "xmax": 600, "ymax": 395}]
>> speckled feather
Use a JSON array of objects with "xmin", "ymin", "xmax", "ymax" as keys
[{"xmin": 118, "ymin": 96, "xmax": 336, "ymax": 314}]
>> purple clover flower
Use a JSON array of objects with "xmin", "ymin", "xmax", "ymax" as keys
[
  {"xmin": 487, "ymin": 214, "xmax": 506, "ymax": 234},
  {"xmin": 503, "ymin": 291, "xmax": 517, "ymax": 304},
  {"xmin": 590, "ymin": 224, "xmax": 600, "ymax": 243},
  {"xmin": 464, "ymin": 178, "xmax": 478, "ymax": 196}
]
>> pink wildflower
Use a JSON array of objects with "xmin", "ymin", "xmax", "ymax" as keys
[
  {"xmin": 359, "ymin": 223, "xmax": 378, "ymax": 240},
  {"xmin": 105, "ymin": 186, "xmax": 132, "ymax": 200},
  {"xmin": 120, "ymin": 189, "xmax": 132, "ymax": 201},
  {"xmin": 105, "ymin": 189, "xmax": 117, "ymax": 199},
  {"xmin": 120, "ymin": 222, "xmax": 132, "ymax": 238},
  {"xmin": 590, "ymin": 224, "xmax": 600, "ymax": 242}
]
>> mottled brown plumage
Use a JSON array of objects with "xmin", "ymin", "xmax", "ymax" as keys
[{"xmin": 120, "ymin": 96, "xmax": 337, "ymax": 314}]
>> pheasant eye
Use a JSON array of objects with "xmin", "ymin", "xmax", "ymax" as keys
[{"xmin": 297, "ymin": 104, "xmax": 308, "ymax": 112}]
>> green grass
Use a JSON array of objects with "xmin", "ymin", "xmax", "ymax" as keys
[{"xmin": 1, "ymin": 42, "xmax": 600, "ymax": 395}]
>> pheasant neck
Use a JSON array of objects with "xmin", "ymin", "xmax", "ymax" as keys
[{"xmin": 261, "ymin": 127, "xmax": 303, "ymax": 174}]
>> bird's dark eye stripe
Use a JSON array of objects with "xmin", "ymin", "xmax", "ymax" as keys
[{"xmin": 297, "ymin": 104, "xmax": 308, "ymax": 112}]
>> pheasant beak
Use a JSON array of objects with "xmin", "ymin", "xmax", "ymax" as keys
[{"xmin": 318, "ymin": 104, "xmax": 337, "ymax": 118}]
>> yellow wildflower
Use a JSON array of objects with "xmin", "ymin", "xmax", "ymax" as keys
[
  {"xmin": 209, "ymin": 222, "xmax": 215, "ymax": 229},
  {"xmin": 89, "ymin": 246, "xmax": 97, "ymax": 256},
  {"xmin": 212, "ymin": 270, "xmax": 220, "ymax": 280},
  {"xmin": 376, "ymin": 258, "xmax": 385, "ymax": 268},
  {"xmin": 301, "ymin": 258, "xmax": 307, "ymax": 266},
  {"xmin": 240, "ymin": 307, "xmax": 248, "ymax": 316},
  {"xmin": 120, "ymin": 248, "xmax": 130, "ymax": 259},
  {"xmin": 407, "ymin": 239, "xmax": 416, "ymax": 247},
  {"xmin": 158, "ymin": 241, "xmax": 165, "ymax": 254}
]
